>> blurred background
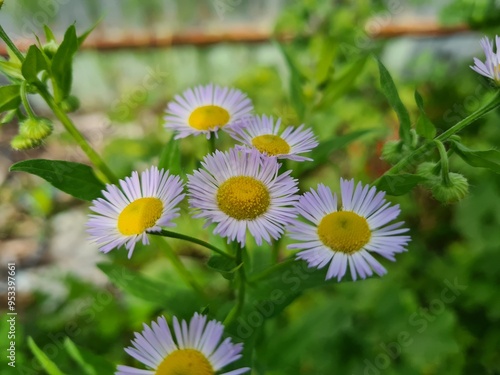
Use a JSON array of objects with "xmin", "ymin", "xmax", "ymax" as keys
[{"xmin": 1, "ymin": 0, "xmax": 500, "ymax": 374}]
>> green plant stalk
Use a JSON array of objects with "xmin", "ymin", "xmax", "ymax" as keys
[
  {"xmin": 150, "ymin": 236, "xmax": 207, "ymax": 301},
  {"xmin": 375, "ymin": 90, "xmax": 500, "ymax": 182},
  {"xmin": 0, "ymin": 25, "xmax": 25, "ymax": 62},
  {"xmin": 155, "ymin": 230, "xmax": 235, "ymax": 260},
  {"xmin": 435, "ymin": 140, "xmax": 452, "ymax": 186},
  {"xmin": 224, "ymin": 245, "xmax": 246, "ymax": 326},
  {"xmin": 35, "ymin": 84, "xmax": 117, "ymax": 184},
  {"xmin": 20, "ymin": 82, "xmax": 36, "ymax": 118}
]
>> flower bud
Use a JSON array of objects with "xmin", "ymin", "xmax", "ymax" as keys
[
  {"xmin": 431, "ymin": 173, "xmax": 469, "ymax": 204},
  {"xmin": 416, "ymin": 162, "xmax": 440, "ymax": 187},
  {"xmin": 42, "ymin": 40, "xmax": 59, "ymax": 59},
  {"xmin": 19, "ymin": 117, "xmax": 53, "ymax": 140},
  {"xmin": 60, "ymin": 95, "xmax": 80, "ymax": 113},
  {"xmin": 11, "ymin": 134, "xmax": 42, "ymax": 150},
  {"xmin": 381, "ymin": 140, "xmax": 403, "ymax": 165}
]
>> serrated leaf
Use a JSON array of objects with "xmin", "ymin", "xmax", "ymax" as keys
[
  {"xmin": 376, "ymin": 57, "xmax": 412, "ymax": 145},
  {"xmin": 375, "ymin": 173, "xmax": 426, "ymax": 195},
  {"xmin": 22, "ymin": 45, "xmax": 48, "ymax": 82},
  {"xmin": 414, "ymin": 90, "xmax": 436, "ymax": 140},
  {"xmin": 27, "ymin": 337, "xmax": 65, "ymax": 375},
  {"xmin": 207, "ymin": 255, "xmax": 238, "ymax": 280},
  {"xmin": 158, "ymin": 136, "xmax": 182, "ymax": 176},
  {"xmin": 10, "ymin": 159, "xmax": 105, "ymax": 201},
  {"xmin": 299, "ymin": 129, "xmax": 375, "ymax": 174},
  {"xmin": 317, "ymin": 56, "xmax": 367, "ymax": 109},
  {"xmin": 451, "ymin": 141, "xmax": 500, "ymax": 173},
  {"xmin": 0, "ymin": 85, "xmax": 21, "ymax": 112},
  {"xmin": 52, "ymin": 25, "xmax": 78, "ymax": 100},
  {"xmin": 64, "ymin": 338, "xmax": 114, "ymax": 375}
]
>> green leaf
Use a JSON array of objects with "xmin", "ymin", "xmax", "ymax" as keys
[
  {"xmin": 0, "ymin": 85, "xmax": 21, "ymax": 112},
  {"xmin": 1, "ymin": 109, "xmax": 17, "ymax": 124},
  {"xmin": 451, "ymin": 141, "xmax": 500, "ymax": 173},
  {"xmin": 27, "ymin": 337, "xmax": 65, "ymax": 375},
  {"xmin": 158, "ymin": 136, "xmax": 182, "ymax": 176},
  {"xmin": 375, "ymin": 173, "xmax": 426, "ymax": 195},
  {"xmin": 207, "ymin": 255, "xmax": 238, "ymax": 280},
  {"xmin": 414, "ymin": 90, "xmax": 436, "ymax": 140},
  {"xmin": 277, "ymin": 43, "xmax": 306, "ymax": 120},
  {"xmin": 77, "ymin": 20, "xmax": 101, "ymax": 47},
  {"xmin": 10, "ymin": 159, "xmax": 105, "ymax": 201},
  {"xmin": 0, "ymin": 61, "xmax": 23, "ymax": 80},
  {"xmin": 52, "ymin": 25, "xmax": 78, "ymax": 100},
  {"xmin": 64, "ymin": 338, "xmax": 114, "ymax": 375},
  {"xmin": 376, "ymin": 58, "xmax": 411, "ymax": 145},
  {"xmin": 299, "ymin": 129, "xmax": 375, "ymax": 174},
  {"xmin": 44, "ymin": 25, "xmax": 57, "ymax": 43},
  {"xmin": 315, "ymin": 36, "xmax": 337, "ymax": 85},
  {"xmin": 22, "ymin": 45, "xmax": 48, "ymax": 82},
  {"xmin": 317, "ymin": 56, "xmax": 367, "ymax": 108}
]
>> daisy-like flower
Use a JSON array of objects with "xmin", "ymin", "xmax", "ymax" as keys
[
  {"xmin": 188, "ymin": 148, "xmax": 299, "ymax": 246},
  {"xmin": 87, "ymin": 166, "xmax": 185, "ymax": 258},
  {"xmin": 288, "ymin": 179, "xmax": 410, "ymax": 281},
  {"xmin": 164, "ymin": 84, "xmax": 253, "ymax": 139},
  {"xmin": 470, "ymin": 35, "xmax": 500, "ymax": 84},
  {"xmin": 116, "ymin": 313, "xmax": 250, "ymax": 375},
  {"xmin": 228, "ymin": 114, "xmax": 319, "ymax": 161}
]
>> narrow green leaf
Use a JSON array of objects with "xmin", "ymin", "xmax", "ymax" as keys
[
  {"xmin": 376, "ymin": 58, "xmax": 411, "ymax": 145},
  {"xmin": 0, "ymin": 61, "xmax": 23, "ymax": 80},
  {"xmin": 77, "ymin": 20, "xmax": 101, "ymax": 47},
  {"xmin": 299, "ymin": 129, "xmax": 374, "ymax": 174},
  {"xmin": 277, "ymin": 43, "xmax": 306, "ymax": 120},
  {"xmin": 451, "ymin": 141, "xmax": 500, "ymax": 173},
  {"xmin": 158, "ymin": 136, "xmax": 182, "ymax": 176},
  {"xmin": 414, "ymin": 90, "xmax": 436, "ymax": 140},
  {"xmin": 1, "ymin": 109, "xmax": 17, "ymax": 124},
  {"xmin": 375, "ymin": 173, "xmax": 426, "ymax": 195},
  {"xmin": 22, "ymin": 45, "xmax": 48, "ymax": 82},
  {"xmin": 64, "ymin": 338, "xmax": 114, "ymax": 375},
  {"xmin": 10, "ymin": 159, "xmax": 105, "ymax": 201},
  {"xmin": 207, "ymin": 255, "xmax": 237, "ymax": 280},
  {"xmin": 43, "ymin": 25, "xmax": 57, "ymax": 43},
  {"xmin": 0, "ymin": 85, "xmax": 21, "ymax": 112},
  {"xmin": 318, "ymin": 56, "xmax": 367, "ymax": 108},
  {"xmin": 27, "ymin": 337, "xmax": 65, "ymax": 375},
  {"xmin": 52, "ymin": 25, "xmax": 78, "ymax": 100},
  {"xmin": 315, "ymin": 36, "xmax": 337, "ymax": 85}
]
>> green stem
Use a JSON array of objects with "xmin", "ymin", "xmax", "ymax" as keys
[
  {"xmin": 208, "ymin": 135, "xmax": 216, "ymax": 154},
  {"xmin": 155, "ymin": 230, "xmax": 235, "ymax": 260},
  {"xmin": 249, "ymin": 257, "xmax": 295, "ymax": 283},
  {"xmin": 224, "ymin": 245, "xmax": 246, "ymax": 326},
  {"xmin": 0, "ymin": 25, "xmax": 24, "ymax": 62},
  {"xmin": 20, "ymin": 82, "xmax": 36, "ymax": 118},
  {"xmin": 35, "ymin": 84, "xmax": 117, "ymax": 184},
  {"xmin": 374, "ymin": 90, "xmax": 500, "ymax": 184},
  {"xmin": 150, "ymin": 236, "xmax": 207, "ymax": 300},
  {"xmin": 435, "ymin": 140, "xmax": 451, "ymax": 186}
]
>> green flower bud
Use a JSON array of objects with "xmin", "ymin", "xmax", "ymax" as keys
[
  {"xmin": 11, "ymin": 134, "xmax": 42, "ymax": 150},
  {"xmin": 60, "ymin": 95, "xmax": 80, "ymax": 113},
  {"xmin": 42, "ymin": 40, "xmax": 59, "ymax": 59},
  {"xmin": 381, "ymin": 140, "xmax": 403, "ymax": 165},
  {"xmin": 416, "ymin": 162, "xmax": 440, "ymax": 187},
  {"xmin": 0, "ymin": 0, "xmax": 4, "ymax": 10},
  {"xmin": 431, "ymin": 173, "xmax": 469, "ymax": 204},
  {"xmin": 19, "ymin": 117, "xmax": 53, "ymax": 140}
]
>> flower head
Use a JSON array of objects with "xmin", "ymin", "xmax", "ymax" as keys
[
  {"xmin": 288, "ymin": 179, "xmax": 410, "ymax": 281},
  {"xmin": 116, "ymin": 313, "xmax": 250, "ymax": 375},
  {"xmin": 164, "ymin": 84, "xmax": 253, "ymax": 139},
  {"xmin": 470, "ymin": 35, "xmax": 500, "ymax": 84},
  {"xmin": 187, "ymin": 148, "xmax": 299, "ymax": 246},
  {"xmin": 228, "ymin": 115, "xmax": 318, "ymax": 161},
  {"xmin": 87, "ymin": 166, "xmax": 185, "ymax": 258}
]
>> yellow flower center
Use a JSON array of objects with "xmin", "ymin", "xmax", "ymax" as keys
[
  {"xmin": 117, "ymin": 197, "xmax": 163, "ymax": 235},
  {"xmin": 317, "ymin": 211, "xmax": 371, "ymax": 254},
  {"xmin": 251, "ymin": 134, "xmax": 291, "ymax": 156},
  {"xmin": 217, "ymin": 176, "xmax": 270, "ymax": 220},
  {"xmin": 155, "ymin": 349, "xmax": 214, "ymax": 375},
  {"xmin": 188, "ymin": 105, "xmax": 230, "ymax": 131}
]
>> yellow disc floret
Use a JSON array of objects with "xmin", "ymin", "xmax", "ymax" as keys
[
  {"xmin": 155, "ymin": 349, "xmax": 214, "ymax": 375},
  {"xmin": 117, "ymin": 197, "xmax": 163, "ymax": 235},
  {"xmin": 251, "ymin": 134, "xmax": 291, "ymax": 156},
  {"xmin": 317, "ymin": 211, "xmax": 371, "ymax": 254},
  {"xmin": 217, "ymin": 176, "xmax": 270, "ymax": 220},
  {"xmin": 188, "ymin": 105, "xmax": 230, "ymax": 131}
]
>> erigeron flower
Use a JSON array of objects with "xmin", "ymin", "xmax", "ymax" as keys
[
  {"xmin": 116, "ymin": 314, "xmax": 250, "ymax": 375},
  {"xmin": 228, "ymin": 114, "xmax": 318, "ymax": 161},
  {"xmin": 187, "ymin": 148, "xmax": 299, "ymax": 247},
  {"xmin": 288, "ymin": 179, "xmax": 410, "ymax": 281},
  {"xmin": 87, "ymin": 166, "xmax": 184, "ymax": 258},
  {"xmin": 164, "ymin": 84, "xmax": 253, "ymax": 139},
  {"xmin": 470, "ymin": 35, "xmax": 500, "ymax": 84}
]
